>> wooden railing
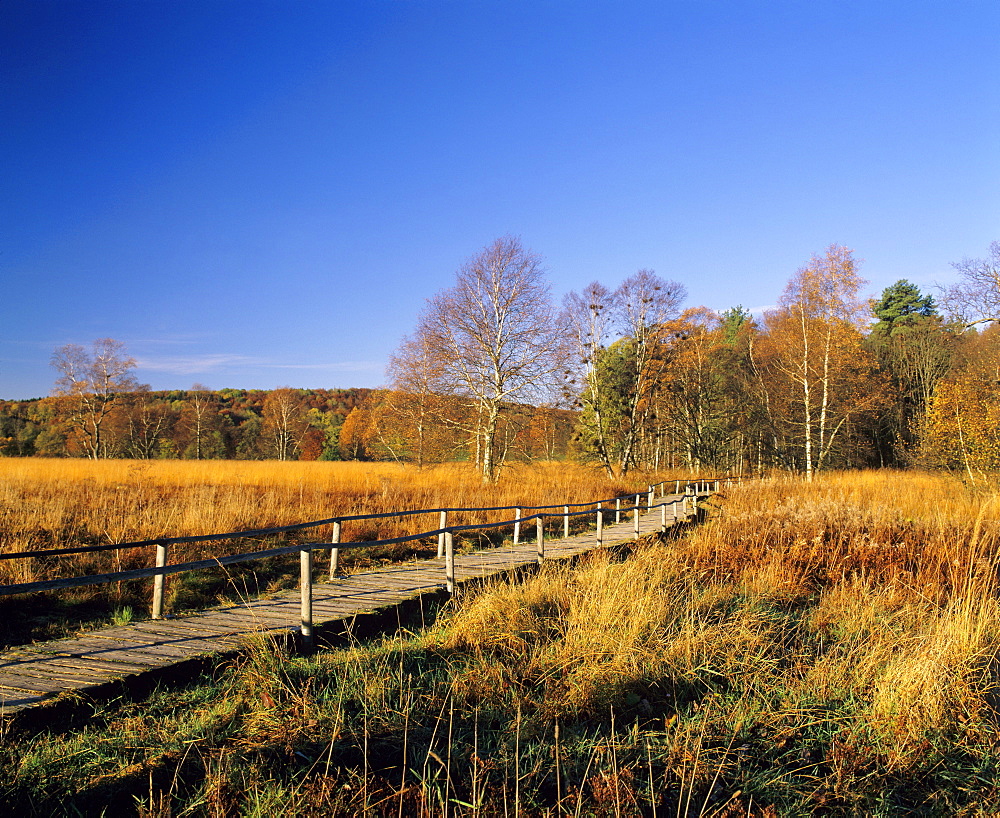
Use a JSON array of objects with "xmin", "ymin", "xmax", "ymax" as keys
[{"xmin": 0, "ymin": 477, "xmax": 741, "ymax": 649}]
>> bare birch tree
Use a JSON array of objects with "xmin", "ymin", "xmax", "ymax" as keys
[
  {"xmin": 396, "ymin": 235, "xmax": 567, "ymax": 482},
  {"xmin": 51, "ymin": 338, "xmax": 141, "ymax": 459}
]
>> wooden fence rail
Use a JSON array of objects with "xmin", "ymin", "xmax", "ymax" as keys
[{"xmin": 1, "ymin": 476, "xmax": 744, "ymax": 650}]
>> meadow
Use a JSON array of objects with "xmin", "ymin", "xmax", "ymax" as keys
[
  {"xmin": 0, "ymin": 458, "xmax": 667, "ymax": 645},
  {"xmin": 4, "ymin": 469, "xmax": 1000, "ymax": 815}
]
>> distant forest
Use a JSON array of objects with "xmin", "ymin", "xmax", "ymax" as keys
[{"xmin": 0, "ymin": 387, "xmax": 578, "ymax": 464}]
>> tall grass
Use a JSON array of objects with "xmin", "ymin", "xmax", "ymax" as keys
[
  {"xmin": 0, "ymin": 459, "xmax": 676, "ymax": 645},
  {"xmin": 5, "ymin": 470, "xmax": 1000, "ymax": 814}
]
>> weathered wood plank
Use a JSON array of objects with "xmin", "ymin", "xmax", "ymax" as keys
[
  {"xmin": 28, "ymin": 652, "xmax": 153, "ymax": 674},
  {"xmin": 0, "ymin": 670, "xmax": 71, "ymax": 693}
]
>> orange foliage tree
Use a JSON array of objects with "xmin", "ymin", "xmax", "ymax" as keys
[{"xmin": 755, "ymin": 246, "xmax": 887, "ymax": 478}]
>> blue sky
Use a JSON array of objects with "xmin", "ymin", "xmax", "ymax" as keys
[{"xmin": 3, "ymin": 1, "xmax": 998, "ymax": 400}]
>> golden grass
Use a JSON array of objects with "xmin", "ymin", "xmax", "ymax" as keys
[
  {"xmin": 7, "ymin": 469, "xmax": 1000, "ymax": 813},
  {"xmin": 427, "ymin": 469, "xmax": 1000, "ymax": 804},
  {"xmin": 0, "ymin": 457, "xmax": 679, "ymax": 585}
]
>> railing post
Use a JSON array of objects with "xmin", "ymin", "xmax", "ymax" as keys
[
  {"xmin": 563, "ymin": 505, "xmax": 570, "ymax": 538},
  {"xmin": 615, "ymin": 498, "xmax": 621, "ymax": 524},
  {"xmin": 514, "ymin": 508, "xmax": 521, "ymax": 545},
  {"xmin": 660, "ymin": 502, "xmax": 666, "ymax": 533},
  {"xmin": 300, "ymin": 545, "xmax": 314, "ymax": 652},
  {"xmin": 596, "ymin": 503, "xmax": 603, "ymax": 546},
  {"xmin": 536, "ymin": 516, "xmax": 545, "ymax": 564},
  {"xmin": 445, "ymin": 530, "xmax": 455, "ymax": 594},
  {"xmin": 648, "ymin": 485, "xmax": 654, "ymax": 510},
  {"xmin": 634, "ymin": 494, "xmax": 640, "ymax": 539},
  {"xmin": 328, "ymin": 520, "xmax": 342, "ymax": 579},
  {"xmin": 437, "ymin": 510, "xmax": 447, "ymax": 558},
  {"xmin": 152, "ymin": 541, "xmax": 167, "ymax": 620},
  {"xmin": 675, "ymin": 480, "xmax": 680, "ymax": 495}
]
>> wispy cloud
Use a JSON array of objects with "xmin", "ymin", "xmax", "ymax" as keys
[
  {"xmin": 136, "ymin": 354, "xmax": 382, "ymax": 376},
  {"xmin": 264, "ymin": 361, "xmax": 382, "ymax": 372},
  {"xmin": 136, "ymin": 354, "xmax": 258, "ymax": 375}
]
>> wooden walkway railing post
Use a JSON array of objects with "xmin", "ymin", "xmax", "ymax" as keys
[
  {"xmin": 634, "ymin": 494, "xmax": 641, "ymax": 539},
  {"xmin": 660, "ymin": 502, "xmax": 667, "ymax": 533},
  {"xmin": 445, "ymin": 530, "xmax": 455, "ymax": 593},
  {"xmin": 563, "ymin": 505, "xmax": 570, "ymax": 538},
  {"xmin": 513, "ymin": 509, "xmax": 521, "ymax": 545},
  {"xmin": 328, "ymin": 520, "xmax": 342, "ymax": 579},
  {"xmin": 536, "ymin": 516, "xmax": 545, "ymax": 564},
  {"xmin": 615, "ymin": 498, "xmax": 621, "ymax": 524},
  {"xmin": 437, "ymin": 510, "xmax": 447, "ymax": 558},
  {"xmin": 596, "ymin": 503, "xmax": 603, "ymax": 546},
  {"xmin": 300, "ymin": 544, "xmax": 314, "ymax": 651},
  {"xmin": 647, "ymin": 485, "xmax": 654, "ymax": 509},
  {"xmin": 152, "ymin": 541, "xmax": 167, "ymax": 620}
]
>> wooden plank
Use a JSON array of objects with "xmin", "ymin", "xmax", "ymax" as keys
[
  {"xmin": 124, "ymin": 625, "xmax": 246, "ymax": 653},
  {"xmin": 0, "ymin": 670, "xmax": 71, "ymax": 694},
  {"xmin": 28, "ymin": 652, "xmax": 152, "ymax": 674},
  {"xmin": 0, "ymin": 689, "xmax": 47, "ymax": 711},
  {"xmin": 0, "ymin": 663, "xmax": 113, "ymax": 685},
  {"xmin": 131, "ymin": 620, "xmax": 247, "ymax": 641},
  {"xmin": 47, "ymin": 640, "xmax": 179, "ymax": 667},
  {"xmin": 204, "ymin": 608, "xmax": 298, "ymax": 626},
  {"xmin": 337, "ymin": 574, "xmax": 441, "ymax": 589},
  {"xmin": 7, "ymin": 660, "xmax": 122, "ymax": 683},
  {"xmin": 82, "ymin": 633, "xmax": 209, "ymax": 659},
  {"xmin": 179, "ymin": 613, "xmax": 288, "ymax": 631}
]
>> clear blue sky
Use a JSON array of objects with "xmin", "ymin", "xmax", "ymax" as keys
[{"xmin": 3, "ymin": 1, "xmax": 998, "ymax": 400}]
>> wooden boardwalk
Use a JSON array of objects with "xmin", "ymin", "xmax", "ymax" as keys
[{"xmin": 0, "ymin": 504, "xmax": 690, "ymax": 716}]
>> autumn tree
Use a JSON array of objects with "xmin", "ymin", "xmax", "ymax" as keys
[
  {"xmin": 124, "ymin": 387, "xmax": 175, "ymax": 459},
  {"xmin": 563, "ymin": 271, "xmax": 686, "ymax": 475},
  {"xmin": 921, "ymin": 372, "xmax": 1000, "ymax": 477},
  {"xmin": 654, "ymin": 307, "xmax": 756, "ymax": 470},
  {"xmin": 755, "ymin": 246, "xmax": 885, "ymax": 478},
  {"xmin": 179, "ymin": 384, "xmax": 218, "ymax": 459},
  {"xmin": 865, "ymin": 281, "xmax": 960, "ymax": 464},
  {"xmin": 394, "ymin": 236, "xmax": 567, "ymax": 481},
  {"xmin": 385, "ymin": 333, "xmax": 460, "ymax": 467},
  {"xmin": 261, "ymin": 388, "xmax": 308, "ymax": 460},
  {"xmin": 561, "ymin": 282, "xmax": 618, "ymax": 476},
  {"xmin": 50, "ymin": 338, "xmax": 142, "ymax": 458}
]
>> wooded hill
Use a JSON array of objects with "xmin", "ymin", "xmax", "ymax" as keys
[
  {"xmin": 0, "ymin": 388, "xmax": 578, "ymax": 464},
  {"xmin": 0, "ymin": 388, "xmax": 372, "ymax": 461}
]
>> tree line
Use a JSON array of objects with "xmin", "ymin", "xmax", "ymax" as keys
[
  {"xmin": 3, "ymin": 238, "xmax": 999, "ymax": 478},
  {"xmin": 0, "ymin": 379, "xmax": 372, "ymax": 461},
  {"xmin": 374, "ymin": 236, "xmax": 1000, "ymax": 481}
]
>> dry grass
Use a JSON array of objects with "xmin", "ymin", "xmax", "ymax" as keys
[
  {"xmin": 0, "ymin": 458, "xmax": 680, "ymax": 644},
  {"xmin": 7, "ymin": 469, "xmax": 1000, "ymax": 814},
  {"xmin": 0, "ymin": 458, "xmax": 672, "ymax": 568}
]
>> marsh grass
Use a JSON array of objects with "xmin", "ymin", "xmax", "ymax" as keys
[
  {"xmin": 5, "ymin": 470, "xmax": 1000, "ymax": 814},
  {"xmin": 0, "ymin": 459, "xmax": 668, "ymax": 646}
]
